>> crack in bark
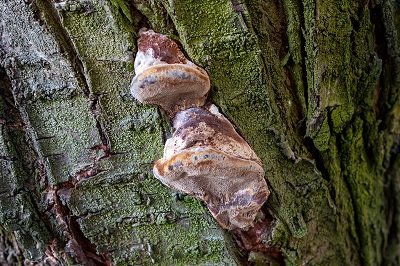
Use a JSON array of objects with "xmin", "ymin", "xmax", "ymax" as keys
[
  {"xmin": 89, "ymin": 95, "xmax": 111, "ymax": 154},
  {"xmin": 43, "ymin": 182, "xmax": 111, "ymax": 265},
  {"xmin": 383, "ymin": 146, "xmax": 400, "ymax": 265},
  {"xmin": 334, "ymin": 129, "xmax": 364, "ymax": 262},
  {"xmin": 34, "ymin": 0, "xmax": 91, "ymax": 97},
  {"xmin": 132, "ymin": 0, "xmax": 178, "ymax": 37},
  {"xmin": 0, "ymin": 66, "xmax": 87, "ymax": 263},
  {"xmin": 35, "ymin": 0, "xmax": 114, "ymax": 157},
  {"xmin": 1, "ymin": 3, "xmax": 115, "ymax": 263},
  {"xmin": 370, "ymin": 2, "xmax": 400, "ymax": 129}
]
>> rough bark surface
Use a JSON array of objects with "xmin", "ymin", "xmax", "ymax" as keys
[{"xmin": 0, "ymin": 0, "xmax": 399, "ymax": 265}]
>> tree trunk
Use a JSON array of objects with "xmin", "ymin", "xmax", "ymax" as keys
[{"xmin": 0, "ymin": 0, "xmax": 399, "ymax": 265}]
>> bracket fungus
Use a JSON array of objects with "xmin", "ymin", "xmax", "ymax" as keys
[
  {"xmin": 130, "ymin": 30, "xmax": 210, "ymax": 115},
  {"xmin": 130, "ymin": 30, "xmax": 269, "ymax": 230}
]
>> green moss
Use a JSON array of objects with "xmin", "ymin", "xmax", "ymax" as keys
[
  {"xmin": 338, "ymin": 118, "xmax": 385, "ymax": 265},
  {"xmin": 124, "ymin": 60, "xmax": 135, "ymax": 72},
  {"xmin": 281, "ymin": 0, "xmax": 308, "ymax": 115},
  {"xmin": 160, "ymin": 0, "xmax": 350, "ymax": 264},
  {"xmin": 302, "ymin": 0, "xmax": 355, "ymax": 145},
  {"xmin": 108, "ymin": 0, "xmax": 133, "ymax": 23},
  {"xmin": 330, "ymin": 105, "xmax": 354, "ymax": 134},
  {"xmin": 134, "ymin": 1, "xmax": 176, "ymax": 35},
  {"xmin": 0, "ymin": 102, "xmax": 51, "ymax": 260},
  {"xmin": 27, "ymin": 97, "xmax": 101, "ymax": 184},
  {"xmin": 69, "ymin": 174, "xmax": 235, "ymax": 265},
  {"xmin": 163, "ymin": 0, "xmax": 242, "ymax": 44},
  {"xmin": 296, "ymin": 5, "xmax": 387, "ymax": 259},
  {"xmin": 307, "ymin": 115, "xmax": 331, "ymax": 151}
]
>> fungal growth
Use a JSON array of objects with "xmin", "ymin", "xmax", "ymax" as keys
[
  {"xmin": 131, "ymin": 30, "xmax": 210, "ymax": 115},
  {"xmin": 130, "ymin": 30, "xmax": 269, "ymax": 230}
]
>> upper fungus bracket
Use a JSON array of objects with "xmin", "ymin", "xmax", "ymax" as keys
[
  {"xmin": 130, "ymin": 30, "xmax": 270, "ymax": 230},
  {"xmin": 130, "ymin": 30, "xmax": 210, "ymax": 115}
]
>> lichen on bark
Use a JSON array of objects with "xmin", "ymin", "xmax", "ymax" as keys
[{"xmin": 0, "ymin": 0, "xmax": 399, "ymax": 265}]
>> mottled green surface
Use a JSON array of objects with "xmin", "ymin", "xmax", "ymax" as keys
[
  {"xmin": 0, "ymin": 89, "xmax": 51, "ymax": 261},
  {"xmin": 152, "ymin": 0, "xmax": 346, "ymax": 264},
  {"xmin": 27, "ymin": 97, "xmax": 101, "ymax": 184},
  {"xmin": 0, "ymin": 0, "xmax": 399, "ymax": 265},
  {"xmin": 140, "ymin": 0, "xmax": 399, "ymax": 265}
]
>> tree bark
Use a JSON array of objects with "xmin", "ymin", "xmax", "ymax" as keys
[{"xmin": 0, "ymin": 0, "xmax": 399, "ymax": 265}]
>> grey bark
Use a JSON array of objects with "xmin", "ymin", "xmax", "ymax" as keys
[{"xmin": 0, "ymin": 0, "xmax": 399, "ymax": 265}]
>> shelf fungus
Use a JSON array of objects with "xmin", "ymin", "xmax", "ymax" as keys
[
  {"xmin": 130, "ymin": 29, "xmax": 210, "ymax": 115},
  {"xmin": 130, "ymin": 30, "xmax": 269, "ymax": 230}
]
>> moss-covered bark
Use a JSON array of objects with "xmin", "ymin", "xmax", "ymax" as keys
[{"xmin": 0, "ymin": 0, "xmax": 399, "ymax": 265}]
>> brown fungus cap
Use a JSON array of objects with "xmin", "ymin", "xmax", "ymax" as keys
[
  {"xmin": 130, "ymin": 30, "xmax": 210, "ymax": 114},
  {"xmin": 153, "ymin": 106, "xmax": 270, "ymax": 230}
]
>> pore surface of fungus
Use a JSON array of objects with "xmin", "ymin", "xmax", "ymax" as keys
[{"xmin": 130, "ymin": 30, "xmax": 269, "ymax": 230}]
